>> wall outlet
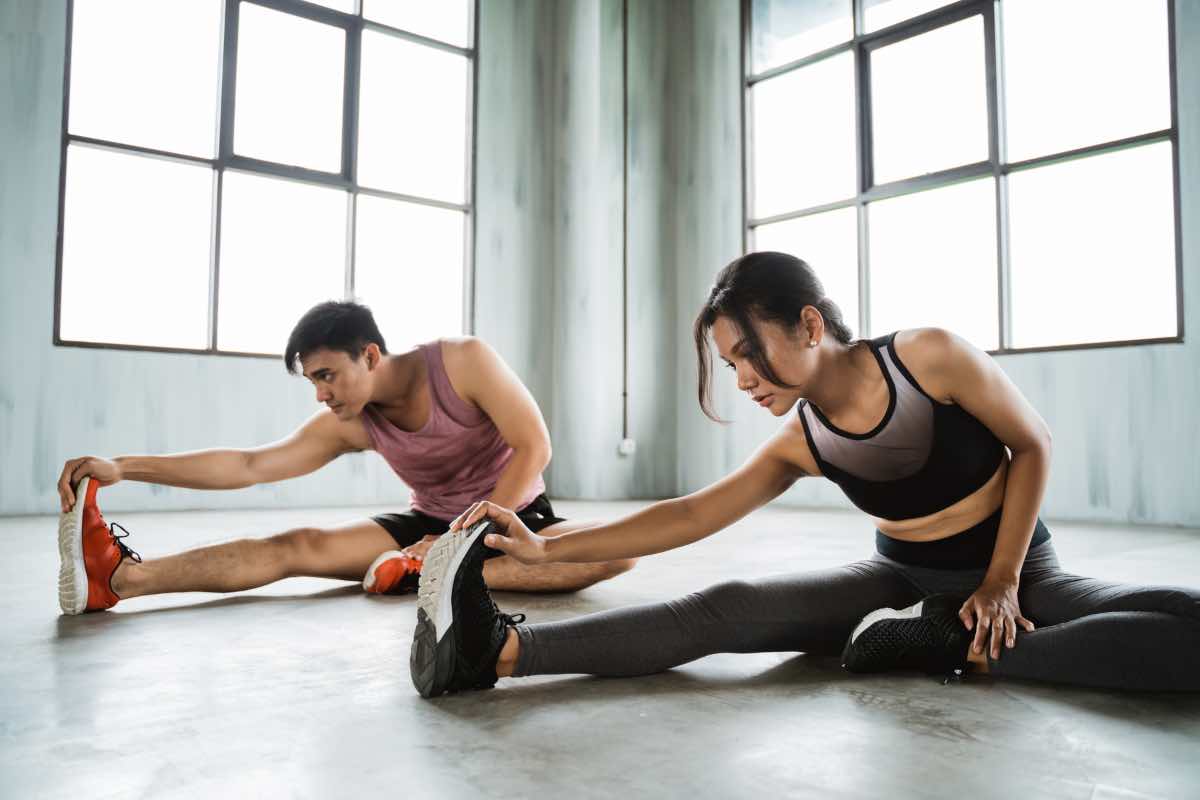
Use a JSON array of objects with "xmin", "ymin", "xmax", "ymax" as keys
[{"xmin": 618, "ymin": 437, "xmax": 637, "ymax": 457}]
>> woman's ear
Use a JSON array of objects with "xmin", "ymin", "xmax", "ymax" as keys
[{"xmin": 799, "ymin": 305, "xmax": 824, "ymax": 345}]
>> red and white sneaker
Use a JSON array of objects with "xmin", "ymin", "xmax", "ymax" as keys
[
  {"xmin": 363, "ymin": 550, "xmax": 423, "ymax": 595},
  {"xmin": 57, "ymin": 477, "xmax": 141, "ymax": 614}
]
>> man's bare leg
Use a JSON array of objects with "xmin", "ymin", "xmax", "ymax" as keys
[
  {"xmin": 482, "ymin": 520, "xmax": 636, "ymax": 593},
  {"xmin": 110, "ymin": 519, "xmax": 397, "ymax": 599}
]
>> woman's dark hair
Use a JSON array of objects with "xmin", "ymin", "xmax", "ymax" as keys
[
  {"xmin": 693, "ymin": 251, "xmax": 854, "ymax": 421},
  {"xmin": 284, "ymin": 300, "xmax": 389, "ymax": 374}
]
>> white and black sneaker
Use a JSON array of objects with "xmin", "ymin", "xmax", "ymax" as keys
[
  {"xmin": 410, "ymin": 520, "xmax": 524, "ymax": 698},
  {"xmin": 841, "ymin": 594, "xmax": 971, "ymax": 677}
]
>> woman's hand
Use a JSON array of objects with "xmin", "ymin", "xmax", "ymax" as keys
[
  {"xmin": 958, "ymin": 579, "xmax": 1035, "ymax": 660},
  {"xmin": 450, "ymin": 501, "xmax": 549, "ymax": 565},
  {"xmin": 57, "ymin": 456, "xmax": 123, "ymax": 512}
]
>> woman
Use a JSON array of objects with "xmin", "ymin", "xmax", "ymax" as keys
[{"xmin": 409, "ymin": 252, "xmax": 1200, "ymax": 698}]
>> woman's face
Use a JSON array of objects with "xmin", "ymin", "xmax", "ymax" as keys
[{"xmin": 711, "ymin": 314, "xmax": 816, "ymax": 416}]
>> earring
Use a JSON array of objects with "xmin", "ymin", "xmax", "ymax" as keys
[{"xmin": 808, "ymin": 340, "xmax": 818, "ymax": 348}]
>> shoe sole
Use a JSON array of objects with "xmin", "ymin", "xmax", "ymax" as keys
[
  {"xmin": 57, "ymin": 477, "xmax": 90, "ymax": 615},
  {"xmin": 410, "ymin": 520, "xmax": 492, "ymax": 698},
  {"xmin": 362, "ymin": 549, "xmax": 404, "ymax": 593}
]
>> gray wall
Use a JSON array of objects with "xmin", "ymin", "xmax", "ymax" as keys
[{"xmin": 3, "ymin": 0, "xmax": 1198, "ymax": 527}]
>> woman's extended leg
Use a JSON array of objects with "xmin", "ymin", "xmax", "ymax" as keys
[{"xmin": 510, "ymin": 560, "xmax": 923, "ymax": 678}]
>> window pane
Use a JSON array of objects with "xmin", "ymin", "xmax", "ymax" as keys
[
  {"xmin": 868, "ymin": 179, "xmax": 998, "ymax": 350},
  {"xmin": 233, "ymin": 4, "xmax": 345, "ymax": 173},
  {"xmin": 354, "ymin": 195, "xmax": 466, "ymax": 350},
  {"xmin": 751, "ymin": 52, "xmax": 856, "ymax": 218},
  {"xmin": 363, "ymin": 0, "xmax": 472, "ymax": 48},
  {"xmin": 1003, "ymin": 0, "xmax": 1170, "ymax": 163},
  {"xmin": 218, "ymin": 172, "xmax": 347, "ymax": 354},
  {"xmin": 864, "ymin": 0, "xmax": 957, "ymax": 33},
  {"xmin": 752, "ymin": 207, "xmax": 860, "ymax": 336},
  {"xmin": 870, "ymin": 16, "xmax": 988, "ymax": 185},
  {"xmin": 750, "ymin": 0, "xmax": 852, "ymax": 73},
  {"xmin": 358, "ymin": 31, "xmax": 469, "ymax": 203},
  {"xmin": 60, "ymin": 146, "xmax": 212, "ymax": 349},
  {"xmin": 68, "ymin": 0, "xmax": 222, "ymax": 157},
  {"xmin": 1008, "ymin": 143, "xmax": 1176, "ymax": 349},
  {"xmin": 306, "ymin": 0, "xmax": 355, "ymax": 12}
]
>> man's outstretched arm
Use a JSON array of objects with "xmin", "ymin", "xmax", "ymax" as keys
[{"xmin": 56, "ymin": 410, "xmax": 353, "ymax": 512}]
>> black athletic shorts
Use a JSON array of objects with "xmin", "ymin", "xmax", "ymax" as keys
[{"xmin": 371, "ymin": 494, "xmax": 566, "ymax": 550}]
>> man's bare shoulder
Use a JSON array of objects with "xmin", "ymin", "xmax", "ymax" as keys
[
  {"xmin": 438, "ymin": 336, "xmax": 500, "ymax": 400},
  {"xmin": 306, "ymin": 407, "xmax": 372, "ymax": 452}
]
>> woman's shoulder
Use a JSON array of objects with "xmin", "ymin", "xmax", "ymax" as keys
[{"xmin": 891, "ymin": 327, "xmax": 974, "ymax": 404}]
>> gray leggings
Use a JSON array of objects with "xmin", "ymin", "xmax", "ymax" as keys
[{"xmin": 513, "ymin": 542, "xmax": 1200, "ymax": 691}]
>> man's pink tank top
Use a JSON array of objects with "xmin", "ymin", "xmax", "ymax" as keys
[{"xmin": 359, "ymin": 341, "xmax": 545, "ymax": 521}]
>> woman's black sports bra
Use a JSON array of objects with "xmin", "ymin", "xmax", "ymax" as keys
[{"xmin": 797, "ymin": 332, "xmax": 1007, "ymax": 522}]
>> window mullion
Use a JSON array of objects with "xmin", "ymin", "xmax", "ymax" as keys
[
  {"xmin": 985, "ymin": 1, "xmax": 1009, "ymax": 348},
  {"xmin": 344, "ymin": 17, "xmax": 362, "ymax": 299}
]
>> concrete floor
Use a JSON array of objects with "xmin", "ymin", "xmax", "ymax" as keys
[{"xmin": 2, "ymin": 500, "xmax": 1199, "ymax": 799}]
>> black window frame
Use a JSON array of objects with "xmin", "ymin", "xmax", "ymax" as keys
[
  {"xmin": 742, "ymin": 0, "xmax": 1184, "ymax": 355},
  {"xmin": 53, "ymin": 0, "xmax": 479, "ymax": 358}
]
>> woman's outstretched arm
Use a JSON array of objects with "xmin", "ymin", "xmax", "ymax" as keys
[{"xmin": 451, "ymin": 425, "xmax": 809, "ymax": 564}]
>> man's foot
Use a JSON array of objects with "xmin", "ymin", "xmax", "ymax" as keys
[
  {"xmin": 57, "ymin": 477, "xmax": 142, "ymax": 615},
  {"xmin": 410, "ymin": 520, "xmax": 523, "ymax": 698},
  {"xmin": 841, "ymin": 594, "xmax": 971, "ymax": 676},
  {"xmin": 362, "ymin": 550, "xmax": 423, "ymax": 595}
]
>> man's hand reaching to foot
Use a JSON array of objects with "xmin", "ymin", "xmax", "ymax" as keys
[{"xmin": 58, "ymin": 457, "xmax": 123, "ymax": 512}]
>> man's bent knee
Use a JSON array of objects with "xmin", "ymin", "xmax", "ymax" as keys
[{"xmin": 268, "ymin": 527, "xmax": 329, "ymax": 575}]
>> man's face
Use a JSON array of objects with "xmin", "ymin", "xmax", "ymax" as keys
[{"xmin": 299, "ymin": 347, "xmax": 375, "ymax": 420}]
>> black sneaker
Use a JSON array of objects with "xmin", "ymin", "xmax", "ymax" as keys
[
  {"xmin": 410, "ymin": 520, "xmax": 524, "ymax": 698},
  {"xmin": 841, "ymin": 594, "xmax": 971, "ymax": 677}
]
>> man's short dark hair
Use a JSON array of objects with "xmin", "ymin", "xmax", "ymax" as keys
[{"xmin": 284, "ymin": 301, "xmax": 388, "ymax": 374}]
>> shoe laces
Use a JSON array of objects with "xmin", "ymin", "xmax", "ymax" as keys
[{"xmin": 109, "ymin": 522, "xmax": 143, "ymax": 564}]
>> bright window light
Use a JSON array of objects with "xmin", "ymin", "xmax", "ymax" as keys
[
  {"xmin": 217, "ymin": 172, "xmax": 348, "ymax": 355},
  {"xmin": 1003, "ymin": 0, "xmax": 1170, "ymax": 163},
  {"xmin": 358, "ymin": 30, "xmax": 470, "ymax": 203},
  {"xmin": 233, "ymin": 3, "xmax": 346, "ymax": 172},
  {"xmin": 362, "ymin": 0, "xmax": 472, "ymax": 47},
  {"xmin": 68, "ymin": 0, "xmax": 222, "ymax": 157},
  {"xmin": 60, "ymin": 145, "xmax": 213, "ymax": 349},
  {"xmin": 354, "ymin": 195, "xmax": 466, "ymax": 351},
  {"xmin": 752, "ymin": 51, "xmax": 856, "ymax": 218},
  {"xmin": 868, "ymin": 178, "xmax": 998, "ymax": 350},
  {"xmin": 1008, "ymin": 142, "xmax": 1177, "ymax": 348},
  {"xmin": 870, "ymin": 16, "xmax": 988, "ymax": 184},
  {"xmin": 864, "ymin": 0, "xmax": 957, "ymax": 33}
]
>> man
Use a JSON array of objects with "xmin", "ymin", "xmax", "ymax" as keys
[{"xmin": 56, "ymin": 301, "xmax": 635, "ymax": 614}]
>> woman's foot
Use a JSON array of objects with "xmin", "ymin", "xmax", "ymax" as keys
[
  {"xmin": 841, "ymin": 594, "xmax": 972, "ymax": 676},
  {"xmin": 410, "ymin": 520, "xmax": 524, "ymax": 698}
]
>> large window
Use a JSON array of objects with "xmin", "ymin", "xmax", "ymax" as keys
[
  {"xmin": 746, "ymin": 0, "xmax": 1181, "ymax": 352},
  {"xmin": 56, "ymin": 0, "xmax": 475, "ymax": 357}
]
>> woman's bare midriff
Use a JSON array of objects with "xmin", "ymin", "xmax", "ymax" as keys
[{"xmin": 874, "ymin": 457, "xmax": 1009, "ymax": 542}]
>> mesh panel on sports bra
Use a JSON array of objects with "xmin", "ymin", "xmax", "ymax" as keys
[{"xmin": 800, "ymin": 346, "xmax": 932, "ymax": 481}]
